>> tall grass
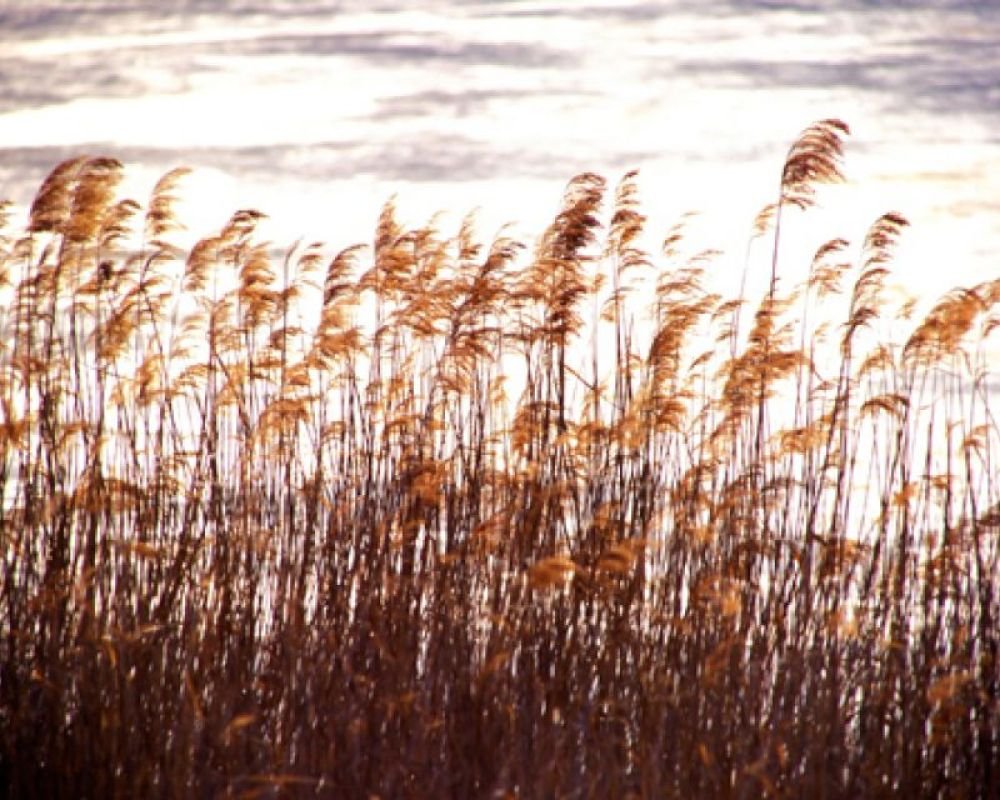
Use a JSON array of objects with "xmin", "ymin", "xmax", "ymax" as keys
[{"xmin": 1, "ymin": 121, "xmax": 998, "ymax": 798}]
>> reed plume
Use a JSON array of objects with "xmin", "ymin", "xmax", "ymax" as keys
[{"xmin": 0, "ymin": 122, "xmax": 997, "ymax": 799}]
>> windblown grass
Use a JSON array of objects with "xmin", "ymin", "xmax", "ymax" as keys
[{"xmin": 1, "ymin": 121, "xmax": 998, "ymax": 798}]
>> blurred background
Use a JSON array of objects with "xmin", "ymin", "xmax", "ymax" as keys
[{"xmin": 1, "ymin": 0, "xmax": 997, "ymax": 302}]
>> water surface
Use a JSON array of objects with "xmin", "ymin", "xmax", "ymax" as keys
[{"xmin": 1, "ymin": 1, "xmax": 997, "ymax": 301}]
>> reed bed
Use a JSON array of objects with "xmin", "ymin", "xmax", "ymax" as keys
[{"xmin": 1, "ymin": 120, "xmax": 998, "ymax": 798}]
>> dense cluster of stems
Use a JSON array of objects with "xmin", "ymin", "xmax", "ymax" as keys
[{"xmin": 1, "ymin": 121, "xmax": 998, "ymax": 798}]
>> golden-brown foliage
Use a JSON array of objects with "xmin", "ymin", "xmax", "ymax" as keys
[{"xmin": 1, "ymin": 123, "xmax": 998, "ymax": 799}]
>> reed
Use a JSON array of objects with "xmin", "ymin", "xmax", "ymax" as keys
[{"xmin": 1, "ymin": 121, "xmax": 997, "ymax": 798}]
